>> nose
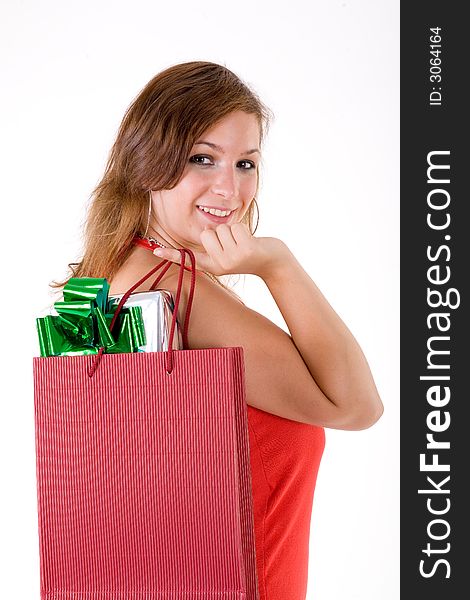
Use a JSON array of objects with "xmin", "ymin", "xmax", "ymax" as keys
[{"xmin": 210, "ymin": 164, "xmax": 238, "ymax": 200}]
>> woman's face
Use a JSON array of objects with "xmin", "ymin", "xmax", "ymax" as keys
[{"xmin": 149, "ymin": 110, "xmax": 261, "ymax": 251}]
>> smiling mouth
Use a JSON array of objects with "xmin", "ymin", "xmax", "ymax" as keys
[
  {"xmin": 196, "ymin": 205, "xmax": 235, "ymax": 223},
  {"xmin": 196, "ymin": 205, "xmax": 235, "ymax": 217}
]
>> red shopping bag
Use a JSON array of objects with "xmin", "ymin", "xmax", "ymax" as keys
[{"xmin": 33, "ymin": 248, "xmax": 259, "ymax": 600}]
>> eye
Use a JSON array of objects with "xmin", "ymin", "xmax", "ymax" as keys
[
  {"xmin": 238, "ymin": 160, "xmax": 256, "ymax": 170},
  {"xmin": 189, "ymin": 155, "xmax": 213, "ymax": 166},
  {"xmin": 189, "ymin": 155, "xmax": 257, "ymax": 170}
]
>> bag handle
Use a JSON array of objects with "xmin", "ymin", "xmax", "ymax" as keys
[{"xmin": 87, "ymin": 247, "xmax": 197, "ymax": 378}]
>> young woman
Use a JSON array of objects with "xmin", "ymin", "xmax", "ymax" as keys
[{"xmin": 52, "ymin": 60, "xmax": 383, "ymax": 600}]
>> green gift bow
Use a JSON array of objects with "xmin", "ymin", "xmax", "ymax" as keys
[{"xmin": 36, "ymin": 277, "xmax": 146, "ymax": 357}]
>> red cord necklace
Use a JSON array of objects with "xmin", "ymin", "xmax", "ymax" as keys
[{"xmin": 132, "ymin": 234, "xmax": 200, "ymax": 276}]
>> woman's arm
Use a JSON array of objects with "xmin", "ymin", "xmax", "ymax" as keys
[
  {"xmin": 150, "ymin": 225, "xmax": 384, "ymax": 430},
  {"xmin": 261, "ymin": 247, "xmax": 384, "ymax": 430}
]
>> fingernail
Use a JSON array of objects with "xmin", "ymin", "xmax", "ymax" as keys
[{"xmin": 154, "ymin": 249, "xmax": 164, "ymax": 256}]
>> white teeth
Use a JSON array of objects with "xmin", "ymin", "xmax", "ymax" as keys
[{"xmin": 198, "ymin": 206, "xmax": 232, "ymax": 217}]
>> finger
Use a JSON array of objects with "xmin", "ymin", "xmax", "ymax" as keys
[
  {"xmin": 153, "ymin": 247, "xmax": 211, "ymax": 272},
  {"xmin": 152, "ymin": 247, "xmax": 182, "ymax": 264},
  {"xmin": 199, "ymin": 227, "xmax": 224, "ymax": 257},
  {"xmin": 209, "ymin": 225, "xmax": 237, "ymax": 254},
  {"xmin": 214, "ymin": 224, "xmax": 238, "ymax": 251},
  {"xmin": 230, "ymin": 222, "xmax": 253, "ymax": 244}
]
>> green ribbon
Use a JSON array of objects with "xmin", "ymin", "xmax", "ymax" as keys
[{"xmin": 36, "ymin": 278, "xmax": 146, "ymax": 357}]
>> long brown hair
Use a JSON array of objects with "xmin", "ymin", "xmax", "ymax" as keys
[{"xmin": 50, "ymin": 61, "xmax": 274, "ymax": 297}]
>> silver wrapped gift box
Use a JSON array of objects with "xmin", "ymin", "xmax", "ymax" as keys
[{"xmin": 108, "ymin": 290, "xmax": 183, "ymax": 352}]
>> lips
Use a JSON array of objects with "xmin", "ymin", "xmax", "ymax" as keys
[
  {"xmin": 197, "ymin": 205, "xmax": 235, "ymax": 211},
  {"xmin": 196, "ymin": 206, "xmax": 234, "ymax": 224}
]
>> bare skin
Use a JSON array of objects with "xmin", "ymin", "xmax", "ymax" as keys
[{"xmin": 109, "ymin": 111, "xmax": 384, "ymax": 429}]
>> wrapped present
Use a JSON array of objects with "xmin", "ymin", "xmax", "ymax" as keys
[
  {"xmin": 36, "ymin": 277, "xmax": 146, "ymax": 357},
  {"xmin": 108, "ymin": 290, "xmax": 182, "ymax": 352}
]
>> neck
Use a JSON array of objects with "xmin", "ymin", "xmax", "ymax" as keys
[{"xmin": 145, "ymin": 225, "xmax": 179, "ymax": 250}]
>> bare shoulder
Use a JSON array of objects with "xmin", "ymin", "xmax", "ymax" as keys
[
  {"xmin": 107, "ymin": 247, "xmax": 181, "ymax": 296},
  {"xmin": 164, "ymin": 265, "xmax": 324, "ymax": 425}
]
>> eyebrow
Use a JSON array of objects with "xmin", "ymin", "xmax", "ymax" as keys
[{"xmin": 194, "ymin": 140, "xmax": 261, "ymax": 155}]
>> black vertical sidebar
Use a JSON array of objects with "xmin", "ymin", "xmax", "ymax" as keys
[{"xmin": 401, "ymin": 3, "xmax": 467, "ymax": 598}]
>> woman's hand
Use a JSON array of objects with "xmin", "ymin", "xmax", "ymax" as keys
[{"xmin": 153, "ymin": 223, "xmax": 291, "ymax": 279}]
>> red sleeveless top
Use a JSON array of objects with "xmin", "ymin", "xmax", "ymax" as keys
[{"xmin": 247, "ymin": 405, "xmax": 325, "ymax": 600}]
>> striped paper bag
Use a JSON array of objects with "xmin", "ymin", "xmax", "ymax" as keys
[{"xmin": 33, "ymin": 248, "xmax": 259, "ymax": 599}]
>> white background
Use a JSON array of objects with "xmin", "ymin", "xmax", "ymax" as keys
[{"xmin": 0, "ymin": 1, "xmax": 399, "ymax": 598}]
